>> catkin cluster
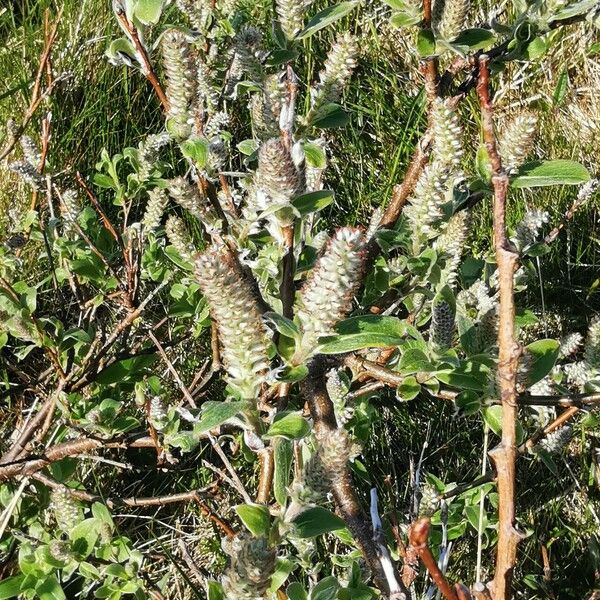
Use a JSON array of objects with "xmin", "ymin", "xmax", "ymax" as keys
[{"xmin": 195, "ymin": 246, "xmax": 271, "ymax": 399}]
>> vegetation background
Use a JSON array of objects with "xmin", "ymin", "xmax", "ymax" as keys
[{"xmin": 1, "ymin": 0, "xmax": 599, "ymax": 597}]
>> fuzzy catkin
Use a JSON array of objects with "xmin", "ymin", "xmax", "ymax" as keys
[
  {"xmin": 310, "ymin": 33, "xmax": 357, "ymax": 120},
  {"xmin": 434, "ymin": 211, "xmax": 468, "ymax": 287},
  {"xmin": 50, "ymin": 489, "xmax": 81, "ymax": 533},
  {"xmin": 138, "ymin": 133, "xmax": 171, "ymax": 180},
  {"xmin": 498, "ymin": 112, "xmax": 538, "ymax": 173},
  {"xmin": 175, "ymin": 0, "xmax": 211, "ymax": 31},
  {"xmin": 142, "ymin": 189, "xmax": 168, "ymax": 232},
  {"xmin": 165, "ymin": 215, "xmax": 196, "ymax": 263},
  {"xmin": 559, "ymin": 332, "xmax": 583, "ymax": 358},
  {"xmin": 20, "ymin": 135, "xmax": 41, "ymax": 167},
  {"xmin": 295, "ymin": 227, "xmax": 366, "ymax": 358},
  {"xmin": 60, "ymin": 190, "xmax": 81, "ymax": 236},
  {"xmin": 433, "ymin": 0, "xmax": 469, "ymax": 40},
  {"xmin": 513, "ymin": 209, "xmax": 548, "ymax": 251},
  {"xmin": 256, "ymin": 138, "xmax": 302, "ymax": 203},
  {"xmin": 195, "ymin": 246, "xmax": 271, "ymax": 399},
  {"xmin": 162, "ymin": 29, "xmax": 196, "ymax": 139},
  {"xmin": 276, "ymin": 0, "xmax": 305, "ymax": 39},
  {"xmin": 168, "ymin": 176, "xmax": 220, "ymax": 233},
  {"xmin": 221, "ymin": 535, "xmax": 276, "ymax": 600},
  {"xmin": 197, "ymin": 57, "xmax": 219, "ymax": 118},
  {"xmin": 431, "ymin": 98, "xmax": 463, "ymax": 168},
  {"xmin": 430, "ymin": 300, "xmax": 455, "ymax": 352},
  {"xmin": 405, "ymin": 162, "xmax": 448, "ymax": 238},
  {"xmin": 9, "ymin": 161, "xmax": 44, "ymax": 190}
]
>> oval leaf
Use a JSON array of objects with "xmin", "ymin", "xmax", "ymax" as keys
[
  {"xmin": 235, "ymin": 504, "xmax": 271, "ymax": 536},
  {"xmin": 292, "ymin": 506, "xmax": 346, "ymax": 538},
  {"xmin": 297, "ymin": 1, "xmax": 359, "ymax": 39},
  {"xmin": 292, "ymin": 190, "xmax": 334, "ymax": 215},
  {"xmin": 195, "ymin": 401, "xmax": 247, "ymax": 434},
  {"xmin": 511, "ymin": 160, "xmax": 590, "ymax": 188},
  {"xmin": 524, "ymin": 338, "xmax": 560, "ymax": 387},
  {"xmin": 266, "ymin": 412, "xmax": 310, "ymax": 439}
]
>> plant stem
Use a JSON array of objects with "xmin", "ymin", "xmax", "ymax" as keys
[{"xmin": 477, "ymin": 55, "xmax": 523, "ymax": 600}]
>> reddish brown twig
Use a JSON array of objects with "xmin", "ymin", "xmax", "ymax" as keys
[
  {"xmin": 114, "ymin": 9, "xmax": 170, "ymax": 112},
  {"xmin": 477, "ymin": 56, "xmax": 523, "ymax": 600},
  {"xmin": 0, "ymin": 8, "xmax": 61, "ymax": 162},
  {"xmin": 408, "ymin": 518, "xmax": 459, "ymax": 600}
]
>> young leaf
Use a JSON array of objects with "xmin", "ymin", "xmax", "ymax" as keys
[
  {"xmin": 396, "ymin": 376, "xmax": 421, "ymax": 401},
  {"xmin": 207, "ymin": 581, "xmax": 225, "ymax": 600},
  {"xmin": 133, "ymin": 0, "xmax": 164, "ymax": 24},
  {"xmin": 297, "ymin": 1, "xmax": 359, "ymax": 39},
  {"xmin": 310, "ymin": 103, "xmax": 350, "ymax": 129},
  {"xmin": 292, "ymin": 506, "xmax": 346, "ymax": 538},
  {"xmin": 292, "ymin": 190, "xmax": 334, "ymax": 216},
  {"xmin": 194, "ymin": 401, "xmax": 248, "ymax": 434},
  {"xmin": 417, "ymin": 29, "xmax": 436, "ymax": 56},
  {"xmin": 511, "ymin": 160, "xmax": 590, "ymax": 188},
  {"xmin": 264, "ymin": 312, "xmax": 300, "ymax": 338},
  {"xmin": 235, "ymin": 504, "xmax": 271, "ymax": 536},
  {"xmin": 523, "ymin": 339, "xmax": 560, "ymax": 387},
  {"xmin": 553, "ymin": 70, "xmax": 569, "ymax": 107},
  {"xmin": 181, "ymin": 137, "xmax": 209, "ymax": 168},
  {"xmin": 268, "ymin": 558, "xmax": 296, "ymax": 594},
  {"xmin": 0, "ymin": 575, "xmax": 24, "ymax": 600},
  {"xmin": 96, "ymin": 354, "xmax": 157, "ymax": 385},
  {"xmin": 310, "ymin": 576, "xmax": 341, "ymax": 600},
  {"xmin": 319, "ymin": 333, "xmax": 404, "ymax": 354},
  {"xmin": 451, "ymin": 28, "xmax": 495, "ymax": 50},
  {"xmin": 266, "ymin": 412, "xmax": 310, "ymax": 439},
  {"xmin": 287, "ymin": 582, "xmax": 308, "ymax": 600},
  {"xmin": 303, "ymin": 142, "xmax": 327, "ymax": 168}
]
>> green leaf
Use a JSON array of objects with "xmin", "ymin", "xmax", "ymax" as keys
[
  {"xmin": 524, "ymin": 36, "xmax": 547, "ymax": 60},
  {"xmin": 319, "ymin": 333, "xmax": 404, "ymax": 354},
  {"xmin": 237, "ymin": 139, "xmax": 259, "ymax": 156},
  {"xmin": 396, "ymin": 376, "xmax": 420, "ymax": 401},
  {"xmin": 264, "ymin": 312, "xmax": 300, "ymax": 338},
  {"xmin": 297, "ymin": 1, "xmax": 359, "ymax": 39},
  {"xmin": 267, "ymin": 49, "xmax": 299, "ymax": 66},
  {"xmin": 36, "ymin": 575, "xmax": 66, "ymax": 600},
  {"xmin": 0, "ymin": 576, "xmax": 24, "ymax": 599},
  {"xmin": 511, "ymin": 160, "xmax": 590, "ymax": 188},
  {"xmin": 181, "ymin": 137, "xmax": 209, "ymax": 168},
  {"xmin": 310, "ymin": 576, "xmax": 340, "ymax": 600},
  {"xmin": 398, "ymin": 349, "xmax": 435, "ymax": 374},
  {"xmin": 553, "ymin": 69, "xmax": 569, "ymax": 106},
  {"xmin": 194, "ymin": 401, "xmax": 247, "ymax": 434},
  {"xmin": 106, "ymin": 38, "xmax": 137, "ymax": 64},
  {"xmin": 235, "ymin": 504, "xmax": 271, "ymax": 536},
  {"xmin": 266, "ymin": 412, "xmax": 310, "ymax": 439},
  {"xmin": 69, "ymin": 518, "xmax": 100, "ymax": 559},
  {"xmin": 436, "ymin": 370, "xmax": 486, "ymax": 391},
  {"xmin": 311, "ymin": 103, "xmax": 350, "ymax": 128},
  {"xmin": 335, "ymin": 315, "xmax": 408, "ymax": 337},
  {"xmin": 483, "ymin": 406, "xmax": 525, "ymax": 443},
  {"xmin": 133, "ymin": 0, "xmax": 164, "ymax": 24},
  {"xmin": 287, "ymin": 582, "xmax": 308, "ymax": 600},
  {"xmin": 96, "ymin": 354, "xmax": 157, "ymax": 385},
  {"xmin": 524, "ymin": 339, "xmax": 560, "ymax": 387},
  {"xmin": 292, "ymin": 506, "xmax": 346, "ymax": 538},
  {"xmin": 303, "ymin": 142, "xmax": 327, "ymax": 168},
  {"xmin": 455, "ymin": 390, "xmax": 481, "ymax": 415},
  {"xmin": 292, "ymin": 190, "xmax": 334, "ymax": 215},
  {"xmin": 91, "ymin": 503, "xmax": 114, "ymax": 529},
  {"xmin": 417, "ymin": 29, "xmax": 436, "ymax": 56},
  {"xmin": 390, "ymin": 11, "xmax": 421, "ymax": 27},
  {"xmin": 451, "ymin": 28, "xmax": 495, "ymax": 49},
  {"xmin": 207, "ymin": 581, "xmax": 225, "ymax": 600},
  {"xmin": 273, "ymin": 437, "xmax": 293, "ymax": 507},
  {"xmin": 268, "ymin": 558, "xmax": 295, "ymax": 594}
]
